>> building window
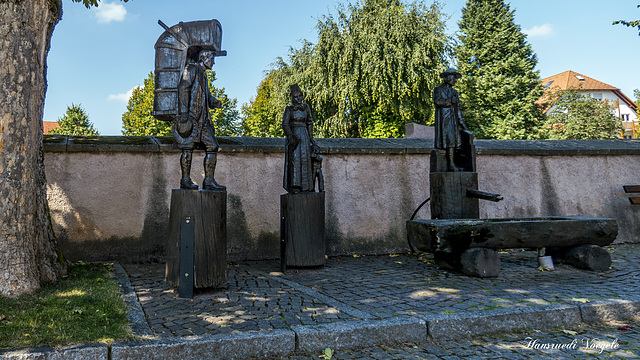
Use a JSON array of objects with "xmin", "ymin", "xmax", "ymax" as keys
[
  {"xmin": 574, "ymin": 75, "xmax": 585, "ymax": 81},
  {"xmin": 622, "ymin": 114, "xmax": 630, "ymax": 121},
  {"xmin": 544, "ymin": 81, "xmax": 554, "ymax": 88}
]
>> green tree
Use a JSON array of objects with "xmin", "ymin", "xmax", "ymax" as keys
[
  {"xmin": 241, "ymin": 0, "xmax": 450, "ymax": 138},
  {"xmin": 613, "ymin": 4, "xmax": 640, "ymax": 35},
  {"xmin": 0, "ymin": 0, "xmax": 127, "ymax": 297},
  {"xmin": 241, "ymin": 43, "xmax": 315, "ymax": 137},
  {"xmin": 121, "ymin": 71, "xmax": 241, "ymax": 136},
  {"xmin": 207, "ymin": 70, "xmax": 241, "ymax": 136},
  {"xmin": 541, "ymin": 89, "xmax": 622, "ymax": 140},
  {"xmin": 50, "ymin": 103, "xmax": 99, "ymax": 136},
  {"xmin": 454, "ymin": 0, "xmax": 544, "ymax": 139},
  {"xmin": 121, "ymin": 72, "xmax": 167, "ymax": 136},
  {"xmin": 241, "ymin": 73, "xmax": 284, "ymax": 137}
]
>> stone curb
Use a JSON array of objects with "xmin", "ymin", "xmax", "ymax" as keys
[
  {"xmin": 419, "ymin": 297, "xmax": 640, "ymax": 340},
  {"xmin": 420, "ymin": 304, "xmax": 582, "ymax": 340},
  {"xmin": 292, "ymin": 317, "xmax": 427, "ymax": 352},
  {"xmin": 111, "ymin": 262, "xmax": 154, "ymax": 337},
  {"xmin": 110, "ymin": 329, "xmax": 295, "ymax": 360},
  {"xmin": 579, "ymin": 296, "xmax": 640, "ymax": 325},
  {"xmin": 0, "ymin": 343, "xmax": 108, "ymax": 360}
]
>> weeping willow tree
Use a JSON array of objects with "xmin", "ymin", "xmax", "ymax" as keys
[{"xmin": 242, "ymin": 0, "xmax": 450, "ymax": 138}]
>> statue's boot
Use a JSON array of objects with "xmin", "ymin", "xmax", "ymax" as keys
[
  {"xmin": 180, "ymin": 150, "xmax": 198, "ymax": 190},
  {"xmin": 447, "ymin": 149, "xmax": 464, "ymax": 172},
  {"xmin": 203, "ymin": 152, "xmax": 226, "ymax": 191},
  {"xmin": 180, "ymin": 178, "xmax": 199, "ymax": 190}
]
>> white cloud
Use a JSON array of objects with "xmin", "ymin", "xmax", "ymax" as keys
[
  {"xmin": 95, "ymin": 1, "xmax": 127, "ymax": 24},
  {"xmin": 107, "ymin": 86, "xmax": 137, "ymax": 102},
  {"xmin": 523, "ymin": 23, "xmax": 555, "ymax": 38}
]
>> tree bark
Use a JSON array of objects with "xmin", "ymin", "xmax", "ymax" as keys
[{"xmin": 0, "ymin": 0, "xmax": 65, "ymax": 297}]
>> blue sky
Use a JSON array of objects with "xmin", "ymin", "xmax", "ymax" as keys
[{"xmin": 44, "ymin": 0, "xmax": 640, "ymax": 135}]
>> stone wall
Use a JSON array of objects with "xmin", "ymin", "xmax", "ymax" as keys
[{"xmin": 44, "ymin": 136, "xmax": 640, "ymax": 262}]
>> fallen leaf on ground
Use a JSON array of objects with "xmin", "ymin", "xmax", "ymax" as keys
[{"xmin": 570, "ymin": 298, "xmax": 590, "ymax": 303}]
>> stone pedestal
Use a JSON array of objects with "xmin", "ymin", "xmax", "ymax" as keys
[
  {"xmin": 165, "ymin": 189, "xmax": 227, "ymax": 289},
  {"xmin": 280, "ymin": 192, "xmax": 325, "ymax": 267}
]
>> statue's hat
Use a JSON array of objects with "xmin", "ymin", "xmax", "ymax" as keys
[{"xmin": 440, "ymin": 67, "xmax": 462, "ymax": 79}]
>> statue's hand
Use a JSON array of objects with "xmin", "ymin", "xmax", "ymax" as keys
[
  {"xmin": 312, "ymin": 142, "xmax": 320, "ymax": 155},
  {"xmin": 178, "ymin": 113, "xmax": 190, "ymax": 124}
]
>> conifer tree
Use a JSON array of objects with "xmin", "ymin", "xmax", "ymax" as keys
[
  {"xmin": 50, "ymin": 103, "xmax": 99, "ymax": 136},
  {"xmin": 454, "ymin": 0, "xmax": 544, "ymax": 139}
]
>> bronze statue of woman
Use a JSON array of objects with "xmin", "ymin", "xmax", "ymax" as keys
[{"xmin": 282, "ymin": 84, "xmax": 320, "ymax": 193}]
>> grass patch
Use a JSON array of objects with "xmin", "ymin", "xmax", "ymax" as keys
[{"xmin": 0, "ymin": 262, "xmax": 133, "ymax": 349}]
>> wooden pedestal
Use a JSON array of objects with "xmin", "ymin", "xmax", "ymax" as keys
[
  {"xmin": 281, "ymin": 192, "xmax": 325, "ymax": 267},
  {"xmin": 165, "ymin": 189, "xmax": 227, "ymax": 289},
  {"xmin": 430, "ymin": 172, "xmax": 479, "ymax": 219}
]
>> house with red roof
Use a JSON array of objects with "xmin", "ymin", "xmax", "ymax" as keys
[
  {"xmin": 43, "ymin": 121, "xmax": 60, "ymax": 134},
  {"xmin": 540, "ymin": 70, "xmax": 638, "ymax": 138}
]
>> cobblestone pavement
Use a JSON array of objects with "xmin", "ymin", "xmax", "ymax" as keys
[
  {"xmin": 125, "ymin": 264, "xmax": 360, "ymax": 337},
  {"xmin": 272, "ymin": 321, "xmax": 640, "ymax": 359},
  {"xmin": 123, "ymin": 244, "xmax": 640, "ymax": 341},
  {"xmin": 250, "ymin": 246, "xmax": 639, "ymax": 320}
]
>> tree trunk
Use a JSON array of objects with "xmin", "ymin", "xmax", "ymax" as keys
[{"xmin": 0, "ymin": 0, "xmax": 65, "ymax": 297}]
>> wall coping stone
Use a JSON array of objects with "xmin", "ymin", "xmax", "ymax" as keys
[{"xmin": 44, "ymin": 135, "xmax": 640, "ymax": 156}]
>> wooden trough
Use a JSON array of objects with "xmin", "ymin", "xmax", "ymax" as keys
[{"xmin": 407, "ymin": 216, "xmax": 618, "ymax": 277}]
